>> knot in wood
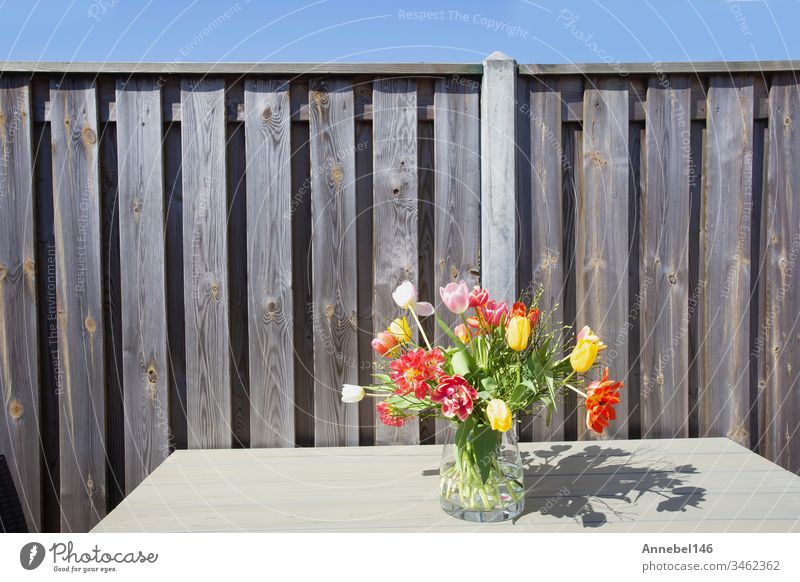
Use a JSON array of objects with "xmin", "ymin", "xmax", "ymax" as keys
[
  {"xmin": 64, "ymin": 117, "xmax": 70, "ymax": 126},
  {"xmin": 785, "ymin": 116, "xmax": 792, "ymax": 126},
  {"xmin": 147, "ymin": 366, "xmax": 158, "ymax": 384},
  {"xmin": 468, "ymin": 268, "xmax": 480, "ymax": 279},
  {"xmin": 313, "ymin": 90, "xmax": 325, "ymax": 104},
  {"xmin": 349, "ymin": 310, "xmax": 358, "ymax": 328},
  {"xmin": 8, "ymin": 399, "xmax": 23, "ymax": 420},
  {"xmin": 0, "ymin": 113, "xmax": 5, "ymax": 125},
  {"xmin": 132, "ymin": 200, "xmax": 142, "ymax": 216},
  {"xmin": 0, "ymin": 264, "xmax": 7, "ymax": 281},
  {"xmin": 778, "ymin": 257, "xmax": 788, "ymax": 269},
  {"xmin": 331, "ymin": 165, "xmax": 343, "ymax": 184},
  {"xmin": 82, "ymin": 127, "xmax": 97, "ymax": 144},
  {"xmin": 23, "ymin": 259, "xmax": 35, "ymax": 278},
  {"xmin": 392, "ymin": 188, "xmax": 400, "ymax": 196},
  {"xmin": 84, "ymin": 315, "xmax": 97, "ymax": 334},
  {"xmin": 449, "ymin": 265, "xmax": 459, "ymax": 280},
  {"xmin": 262, "ymin": 107, "xmax": 273, "ymax": 122},
  {"xmin": 86, "ymin": 477, "xmax": 94, "ymax": 492},
  {"xmin": 266, "ymin": 300, "xmax": 280, "ymax": 315},
  {"xmin": 668, "ymin": 273, "xmax": 677, "ymax": 285},
  {"xmin": 324, "ymin": 304, "xmax": 335, "ymax": 318},
  {"xmin": 210, "ymin": 281, "xmax": 220, "ymax": 301}
]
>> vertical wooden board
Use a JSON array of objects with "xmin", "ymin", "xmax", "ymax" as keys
[
  {"xmin": 308, "ymin": 79, "xmax": 358, "ymax": 446},
  {"xmin": 164, "ymin": 123, "xmax": 187, "ymax": 451},
  {"xmin": 0, "ymin": 77, "xmax": 40, "ymax": 531},
  {"xmin": 640, "ymin": 76, "xmax": 692, "ymax": 438},
  {"xmin": 290, "ymin": 116, "xmax": 315, "ymax": 447},
  {"xmin": 99, "ymin": 121, "xmax": 124, "ymax": 509},
  {"xmin": 761, "ymin": 75, "xmax": 800, "ymax": 472},
  {"xmin": 373, "ymin": 78, "xmax": 419, "ymax": 446},
  {"xmin": 527, "ymin": 77, "xmax": 565, "ymax": 441},
  {"xmin": 115, "ymin": 79, "xmax": 169, "ymax": 491},
  {"xmin": 34, "ymin": 121, "xmax": 61, "ymax": 532},
  {"xmin": 180, "ymin": 78, "xmax": 231, "ymax": 449},
  {"xmin": 577, "ymin": 77, "xmax": 629, "ymax": 440},
  {"xmin": 50, "ymin": 78, "xmax": 106, "ymax": 531},
  {"xmin": 699, "ymin": 75, "xmax": 753, "ymax": 447},
  {"xmin": 244, "ymin": 79, "xmax": 294, "ymax": 448},
  {"xmin": 433, "ymin": 77, "xmax": 480, "ymax": 444},
  {"xmin": 227, "ymin": 122, "xmax": 250, "ymax": 448},
  {"xmin": 481, "ymin": 52, "xmax": 517, "ymax": 300},
  {"xmin": 355, "ymin": 114, "xmax": 375, "ymax": 447}
]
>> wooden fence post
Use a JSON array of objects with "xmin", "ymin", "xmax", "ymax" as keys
[{"xmin": 480, "ymin": 52, "xmax": 517, "ymax": 300}]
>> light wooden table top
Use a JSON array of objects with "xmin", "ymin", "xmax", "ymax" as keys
[{"xmin": 93, "ymin": 437, "xmax": 800, "ymax": 533}]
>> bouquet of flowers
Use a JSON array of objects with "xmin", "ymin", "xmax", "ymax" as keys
[{"xmin": 341, "ymin": 279, "xmax": 622, "ymax": 522}]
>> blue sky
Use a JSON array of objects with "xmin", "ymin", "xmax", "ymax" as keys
[{"xmin": 0, "ymin": 0, "xmax": 797, "ymax": 63}]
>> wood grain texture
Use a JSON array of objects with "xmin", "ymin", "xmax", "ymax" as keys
[
  {"xmin": 244, "ymin": 79, "xmax": 294, "ymax": 447},
  {"xmin": 226, "ymin": 121, "xmax": 250, "ymax": 448},
  {"xmin": 115, "ymin": 79, "xmax": 169, "ymax": 491},
  {"xmin": 760, "ymin": 75, "xmax": 800, "ymax": 472},
  {"xmin": 481, "ymin": 52, "xmax": 517, "ymax": 300},
  {"xmin": 308, "ymin": 79, "xmax": 359, "ymax": 446},
  {"xmin": 640, "ymin": 76, "xmax": 692, "ymax": 438},
  {"xmin": 0, "ymin": 77, "xmax": 40, "ymax": 531},
  {"xmin": 525, "ymin": 77, "xmax": 566, "ymax": 441},
  {"xmin": 699, "ymin": 76, "xmax": 753, "ymax": 447},
  {"xmin": 50, "ymin": 78, "xmax": 106, "ymax": 531},
  {"xmin": 433, "ymin": 77, "xmax": 480, "ymax": 444},
  {"xmin": 163, "ymin": 123, "xmax": 187, "ymax": 451},
  {"xmin": 373, "ymin": 78, "xmax": 420, "ymax": 445},
  {"xmin": 577, "ymin": 77, "xmax": 629, "ymax": 440},
  {"xmin": 93, "ymin": 437, "xmax": 800, "ymax": 533},
  {"xmin": 180, "ymin": 78, "xmax": 231, "ymax": 449}
]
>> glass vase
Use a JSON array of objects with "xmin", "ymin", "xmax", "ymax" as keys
[{"xmin": 438, "ymin": 422, "xmax": 525, "ymax": 523}]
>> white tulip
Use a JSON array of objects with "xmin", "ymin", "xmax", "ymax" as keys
[
  {"xmin": 391, "ymin": 281, "xmax": 434, "ymax": 316},
  {"xmin": 341, "ymin": 384, "xmax": 365, "ymax": 403}
]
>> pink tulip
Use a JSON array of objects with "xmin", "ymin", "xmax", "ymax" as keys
[
  {"xmin": 439, "ymin": 281, "xmax": 470, "ymax": 314},
  {"xmin": 482, "ymin": 300, "xmax": 508, "ymax": 327}
]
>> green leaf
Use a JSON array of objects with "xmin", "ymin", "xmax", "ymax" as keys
[
  {"xmin": 480, "ymin": 376, "xmax": 498, "ymax": 393},
  {"xmin": 509, "ymin": 381, "xmax": 532, "ymax": 407},
  {"xmin": 371, "ymin": 373, "xmax": 391, "ymax": 384},
  {"xmin": 451, "ymin": 349, "xmax": 475, "ymax": 376},
  {"xmin": 468, "ymin": 424, "xmax": 500, "ymax": 484},
  {"xmin": 473, "ymin": 336, "xmax": 489, "ymax": 369},
  {"xmin": 435, "ymin": 314, "xmax": 463, "ymax": 346}
]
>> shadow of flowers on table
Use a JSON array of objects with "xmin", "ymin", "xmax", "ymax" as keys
[{"xmin": 517, "ymin": 445, "xmax": 706, "ymax": 528}]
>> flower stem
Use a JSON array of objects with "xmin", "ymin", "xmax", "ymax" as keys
[{"xmin": 409, "ymin": 306, "xmax": 433, "ymax": 351}]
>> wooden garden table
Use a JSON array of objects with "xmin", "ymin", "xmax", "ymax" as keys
[{"xmin": 93, "ymin": 437, "xmax": 800, "ymax": 533}]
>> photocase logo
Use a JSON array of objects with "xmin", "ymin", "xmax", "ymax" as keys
[{"xmin": 20, "ymin": 542, "xmax": 46, "ymax": 570}]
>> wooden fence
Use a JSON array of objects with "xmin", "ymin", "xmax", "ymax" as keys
[{"xmin": 1, "ymin": 54, "xmax": 799, "ymax": 532}]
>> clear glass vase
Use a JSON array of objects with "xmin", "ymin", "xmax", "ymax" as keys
[{"xmin": 438, "ymin": 422, "xmax": 525, "ymax": 523}]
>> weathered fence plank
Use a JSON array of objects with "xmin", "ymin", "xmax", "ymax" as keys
[
  {"xmin": 760, "ymin": 75, "xmax": 800, "ymax": 472},
  {"xmin": 180, "ymin": 78, "xmax": 231, "ymax": 449},
  {"xmin": 244, "ymin": 79, "xmax": 295, "ymax": 448},
  {"xmin": 373, "ymin": 78, "xmax": 420, "ymax": 446},
  {"xmin": 50, "ymin": 78, "xmax": 106, "ymax": 531},
  {"xmin": 577, "ymin": 77, "xmax": 630, "ymax": 440},
  {"xmin": 115, "ymin": 79, "xmax": 169, "ymax": 491},
  {"xmin": 308, "ymin": 79, "xmax": 358, "ymax": 446},
  {"xmin": 481, "ymin": 52, "xmax": 517, "ymax": 300},
  {"xmin": 699, "ymin": 75, "xmax": 753, "ymax": 447},
  {"xmin": 432, "ymin": 77, "xmax": 481, "ymax": 444},
  {"xmin": 523, "ymin": 77, "xmax": 566, "ymax": 441},
  {"xmin": 640, "ymin": 75, "xmax": 692, "ymax": 438},
  {"xmin": 0, "ymin": 77, "xmax": 40, "ymax": 531}
]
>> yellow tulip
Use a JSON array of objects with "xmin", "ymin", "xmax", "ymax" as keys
[
  {"xmin": 388, "ymin": 316, "xmax": 412, "ymax": 343},
  {"xmin": 506, "ymin": 315, "xmax": 531, "ymax": 351},
  {"xmin": 569, "ymin": 325, "xmax": 606, "ymax": 373},
  {"xmin": 487, "ymin": 399, "xmax": 513, "ymax": 432}
]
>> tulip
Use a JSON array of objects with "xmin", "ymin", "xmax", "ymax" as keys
[
  {"xmin": 569, "ymin": 325, "xmax": 606, "ymax": 373},
  {"xmin": 439, "ymin": 280, "xmax": 470, "ymax": 314},
  {"xmin": 468, "ymin": 286, "xmax": 489, "ymax": 308},
  {"xmin": 341, "ymin": 384, "xmax": 365, "ymax": 403},
  {"xmin": 392, "ymin": 281, "xmax": 434, "ymax": 316},
  {"xmin": 482, "ymin": 300, "xmax": 508, "ymax": 327},
  {"xmin": 388, "ymin": 317, "xmax": 412, "ymax": 343},
  {"xmin": 506, "ymin": 315, "xmax": 531, "ymax": 351},
  {"xmin": 487, "ymin": 399, "xmax": 513, "ymax": 432},
  {"xmin": 371, "ymin": 331, "xmax": 399, "ymax": 357},
  {"xmin": 454, "ymin": 323, "xmax": 470, "ymax": 344},
  {"xmin": 528, "ymin": 307, "xmax": 540, "ymax": 329}
]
